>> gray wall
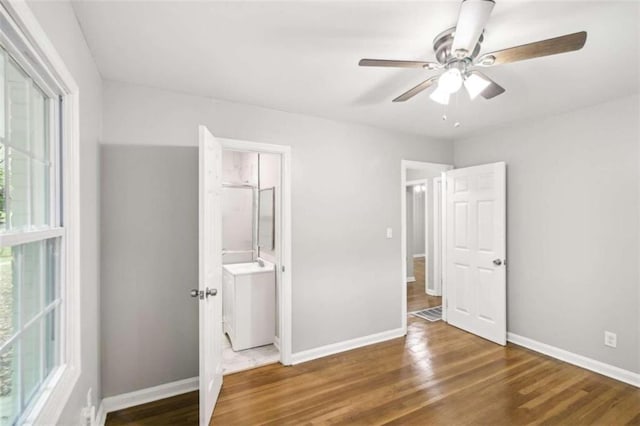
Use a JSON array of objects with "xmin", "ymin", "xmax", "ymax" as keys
[
  {"xmin": 100, "ymin": 80, "xmax": 453, "ymax": 394},
  {"xmin": 27, "ymin": 1, "xmax": 103, "ymax": 422},
  {"xmin": 100, "ymin": 146, "xmax": 199, "ymax": 397},
  {"xmin": 454, "ymin": 95, "xmax": 640, "ymax": 373}
]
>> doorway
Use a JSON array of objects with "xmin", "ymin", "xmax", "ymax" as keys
[
  {"xmin": 401, "ymin": 160, "xmax": 508, "ymax": 346},
  {"xmin": 219, "ymin": 138, "xmax": 292, "ymax": 369},
  {"xmin": 401, "ymin": 160, "xmax": 452, "ymax": 331}
]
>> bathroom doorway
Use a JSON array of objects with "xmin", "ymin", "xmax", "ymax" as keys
[{"xmin": 219, "ymin": 139, "xmax": 292, "ymax": 374}]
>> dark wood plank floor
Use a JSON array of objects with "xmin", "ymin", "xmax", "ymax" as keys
[{"xmin": 106, "ymin": 256, "xmax": 640, "ymax": 425}]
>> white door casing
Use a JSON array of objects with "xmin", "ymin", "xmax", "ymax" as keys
[
  {"xmin": 433, "ymin": 176, "xmax": 443, "ymax": 297},
  {"xmin": 444, "ymin": 162, "xmax": 506, "ymax": 345},
  {"xmin": 199, "ymin": 125, "xmax": 224, "ymax": 425}
]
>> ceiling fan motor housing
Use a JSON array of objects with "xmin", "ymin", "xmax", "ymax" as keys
[{"xmin": 433, "ymin": 27, "xmax": 484, "ymax": 65}]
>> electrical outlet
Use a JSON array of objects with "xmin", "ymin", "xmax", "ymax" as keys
[{"xmin": 604, "ymin": 331, "xmax": 617, "ymax": 348}]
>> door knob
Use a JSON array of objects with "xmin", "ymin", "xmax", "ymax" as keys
[
  {"xmin": 206, "ymin": 288, "xmax": 218, "ymax": 297},
  {"xmin": 190, "ymin": 289, "xmax": 200, "ymax": 298},
  {"xmin": 493, "ymin": 259, "xmax": 503, "ymax": 266}
]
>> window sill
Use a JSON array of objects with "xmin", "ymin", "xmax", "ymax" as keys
[{"xmin": 22, "ymin": 363, "xmax": 80, "ymax": 426}]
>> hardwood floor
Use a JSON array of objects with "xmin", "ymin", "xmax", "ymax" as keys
[
  {"xmin": 408, "ymin": 256, "xmax": 441, "ymax": 312},
  {"xmin": 106, "ymin": 316, "xmax": 640, "ymax": 425},
  {"xmin": 106, "ymin": 257, "xmax": 640, "ymax": 425}
]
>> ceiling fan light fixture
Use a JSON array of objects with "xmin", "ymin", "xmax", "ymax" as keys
[
  {"xmin": 478, "ymin": 55, "xmax": 495, "ymax": 66},
  {"xmin": 438, "ymin": 68, "xmax": 463, "ymax": 93},
  {"xmin": 451, "ymin": 0, "xmax": 495, "ymax": 56},
  {"xmin": 464, "ymin": 73, "xmax": 491, "ymax": 100},
  {"xmin": 430, "ymin": 86, "xmax": 450, "ymax": 105}
]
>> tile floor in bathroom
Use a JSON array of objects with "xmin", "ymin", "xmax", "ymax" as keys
[{"xmin": 222, "ymin": 334, "xmax": 280, "ymax": 375}]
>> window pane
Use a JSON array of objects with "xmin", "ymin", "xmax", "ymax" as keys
[
  {"xmin": 0, "ymin": 246, "xmax": 16, "ymax": 347},
  {"xmin": 44, "ymin": 239, "xmax": 59, "ymax": 306},
  {"xmin": 0, "ymin": 143, "xmax": 6, "ymax": 231},
  {"xmin": 20, "ymin": 242, "xmax": 42, "ymax": 325},
  {"xmin": 31, "ymin": 160, "xmax": 49, "ymax": 228},
  {"xmin": 6, "ymin": 60, "xmax": 29, "ymax": 153},
  {"xmin": 7, "ymin": 149, "xmax": 29, "ymax": 230},
  {"xmin": 29, "ymin": 86, "xmax": 47, "ymax": 161},
  {"xmin": 0, "ymin": 344, "xmax": 19, "ymax": 426},
  {"xmin": 44, "ymin": 309, "xmax": 58, "ymax": 378},
  {"xmin": 20, "ymin": 322, "xmax": 41, "ymax": 407}
]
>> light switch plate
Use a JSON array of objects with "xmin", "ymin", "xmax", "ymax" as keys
[
  {"xmin": 386, "ymin": 228, "xmax": 393, "ymax": 239},
  {"xmin": 604, "ymin": 331, "xmax": 617, "ymax": 348}
]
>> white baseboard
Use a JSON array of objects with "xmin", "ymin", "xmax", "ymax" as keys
[
  {"xmin": 274, "ymin": 335, "xmax": 280, "ymax": 351},
  {"xmin": 426, "ymin": 289, "xmax": 439, "ymax": 296},
  {"xmin": 507, "ymin": 333, "xmax": 640, "ymax": 388},
  {"xmin": 291, "ymin": 327, "xmax": 405, "ymax": 365},
  {"xmin": 412, "ymin": 253, "xmax": 425, "ymax": 258},
  {"xmin": 98, "ymin": 376, "xmax": 198, "ymax": 423},
  {"xmin": 95, "ymin": 403, "xmax": 106, "ymax": 426},
  {"xmin": 406, "ymin": 277, "xmax": 416, "ymax": 283}
]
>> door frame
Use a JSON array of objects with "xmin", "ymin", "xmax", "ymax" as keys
[
  {"xmin": 220, "ymin": 137, "xmax": 293, "ymax": 365},
  {"xmin": 401, "ymin": 160, "xmax": 452, "ymax": 332}
]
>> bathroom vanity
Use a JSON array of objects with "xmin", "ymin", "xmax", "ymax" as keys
[{"xmin": 222, "ymin": 260, "xmax": 276, "ymax": 351}]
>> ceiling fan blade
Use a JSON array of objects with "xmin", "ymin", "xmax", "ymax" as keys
[
  {"xmin": 477, "ymin": 31, "xmax": 587, "ymax": 66},
  {"xmin": 451, "ymin": 0, "xmax": 495, "ymax": 58},
  {"xmin": 470, "ymin": 71, "xmax": 505, "ymax": 99},
  {"xmin": 359, "ymin": 59, "xmax": 439, "ymax": 70},
  {"xmin": 392, "ymin": 76, "xmax": 439, "ymax": 102}
]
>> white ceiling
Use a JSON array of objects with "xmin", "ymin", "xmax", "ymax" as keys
[{"xmin": 71, "ymin": 1, "xmax": 639, "ymax": 140}]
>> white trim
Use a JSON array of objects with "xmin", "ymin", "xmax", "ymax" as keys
[
  {"xmin": 401, "ymin": 161, "xmax": 453, "ymax": 332},
  {"xmin": 0, "ymin": 1, "xmax": 82, "ymax": 425},
  {"xmin": 219, "ymin": 137, "xmax": 293, "ymax": 366},
  {"xmin": 0, "ymin": 227, "xmax": 64, "ymax": 247},
  {"xmin": 406, "ymin": 276, "xmax": 416, "ymax": 283},
  {"xmin": 291, "ymin": 328, "xmax": 405, "ymax": 365},
  {"xmin": 99, "ymin": 377, "xmax": 199, "ymax": 420},
  {"xmin": 273, "ymin": 335, "xmax": 280, "ymax": 351},
  {"xmin": 95, "ymin": 403, "xmax": 107, "ymax": 426},
  {"xmin": 412, "ymin": 253, "xmax": 425, "ymax": 258},
  {"xmin": 507, "ymin": 333, "xmax": 640, "ymax": 388},
  {"xmin": 426, "ymin": 289, "xmax": 438, "ymax": 296}
]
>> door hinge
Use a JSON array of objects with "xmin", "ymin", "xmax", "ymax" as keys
[{"xmin": 282, "ymin": 265, "xmax": 285, "ymax": 273}]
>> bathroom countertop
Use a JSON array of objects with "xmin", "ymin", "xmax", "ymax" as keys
[{"xmin": 223, "ymin": 260, "xmax": 275, "ymax": 276}]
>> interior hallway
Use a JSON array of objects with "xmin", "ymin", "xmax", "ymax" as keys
[{"xmin": 408, "ymin": 256, "xmax": 441, "ymax": 312}]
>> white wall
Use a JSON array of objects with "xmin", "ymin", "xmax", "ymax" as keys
[
  {"xmin": 101, "ymin": 80, "xmax": 453, "ymax": 367},
  {"xmin": 222, "ymin": 150, "xmax": 257, "ymax": 264},
  {"xmin": 26, "ymin": 0, "xmax": 103, "ymax": 422},
  {"xmin": 454, "ymin": 95, "xmax": 640, "ymax": 374}
]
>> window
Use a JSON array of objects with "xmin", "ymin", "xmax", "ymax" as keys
[{"xmin": 0, "ymin": 43, "xmax": 62, "ymax": 425}]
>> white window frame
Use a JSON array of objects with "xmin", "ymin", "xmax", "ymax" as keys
[{"xmin": 0, "ymin": 1, "xmax": 81, "ymax": 424}]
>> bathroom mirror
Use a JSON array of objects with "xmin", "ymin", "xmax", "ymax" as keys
[{"xmin": 258, "ymin": 188, "xmax": 275, "ymax": 250}]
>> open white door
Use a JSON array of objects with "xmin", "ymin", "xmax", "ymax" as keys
[
  {"xmin": 199, "ymin": 125, "xmax": 223, "ymax": 425},
  {"xmin": 444, "ymin": 162, "xmax": 506, "ymax": 345}
]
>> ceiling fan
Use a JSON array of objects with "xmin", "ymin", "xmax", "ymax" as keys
[{"xmin": 359, "ymin": 0, "xmax": 587, "ymax": 105}]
